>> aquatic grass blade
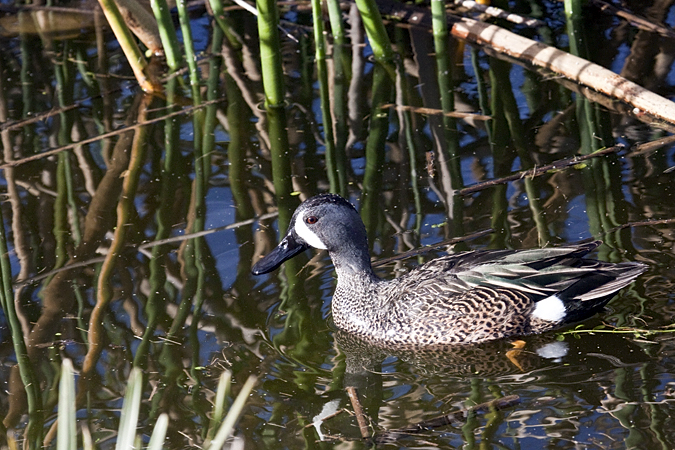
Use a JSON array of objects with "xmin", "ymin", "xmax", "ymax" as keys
[
  {"xmin": 206, "ymin": 370, "xmax": 232, "ymax": 442},
  {"xmin": 207, "ymin": 375, "xmax": 257, "ymax": 450},
  {"xmin": 148, "ymin": 413, "xmax": 169, "ymax": 450},
  {"xmin": 82, "ymin": 425, "xmax": 94, "ymax": 450},
  {"xmin": 115, "ymin": 368, "xmax": 143, "ymax": 450},
  {"xmin": 57, "ymin": 359, "xmax": 77, "ymax": 450}
]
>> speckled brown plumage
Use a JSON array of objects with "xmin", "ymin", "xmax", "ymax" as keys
[{"xmin": 252, "ymin": 194, "xmax": 648, "ymax": 346}]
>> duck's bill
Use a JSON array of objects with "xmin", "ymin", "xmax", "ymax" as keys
[{"xmin": 251, "ymin": 234, "xmax": 309, "ymax": 275}]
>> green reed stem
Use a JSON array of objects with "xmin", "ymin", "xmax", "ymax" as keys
[
  {"xmin": 311, "ymin": 0, "xmax": 340, "ymax": 193},
  {"xmin": 431, "ymin": 0, "xmax": 462, "ymax": 190},
  {"xmin": 255, "ymin": 0, "xmax": 296, "ymax": 228},
  {"xmin": 0, "ymin": 188, "xmax": 42, "ymax": 439},
  {"xmin": 208, "ymin": 0, "xmax": 243, "ymax": 50},
  {"xmin": 394, "ymin": 52, "xmax": 422, "ymax": 244},
  {"xmin": 54, "ymin": 58, "xmax": 83, "ymax": 247},
  {"xmin": 202, "ymin": 24, "xmax": 224, "ymax": 188},
  {"xmin": 20, "ymin": 34, "xmax": 34, "ymax": 123},
  {"xmin": 75, "ymin": 46, "xmax": 95, "ymax": 88},
  {"xmin": 488, "ymin": 59, "xmax": 513, "ymax": 246},
  {"xmin": 566, "ymin": 0, "xmax": 619, "ymax": 253},
  {"xmin": 471, "ymin": 48, "xmax": 491, "ymax": 142},
  {"xmin": 186, "ymin": 27, "xmax": 224, "ymax": 413},
  {"xmin": 490, "ymin": 57, "xmax": 550, "ymax": 246},
  {"xmin": 361, "ymin": 63, "xmax": 391, "ymax": 246},
  {"xmin": 96, "ymin": 0, "xmax": 153, "ymax": 91},
  {"xmin": 151, "ymin": 0, "xmax": 183, "ymax": 72},
  {"xmin": 176, "ymin": 0, "xmax": 203, "ymax": 103},
  {"xmin": 431, "ymin": 0, "xmax": 465, "ymax": 239},
  {"xmin": 59, "ymin": 156, "xmax": 82, "ymax": 246},
  {"xmin": 326, "ymin": 0, "xmax": 349, "ymax": 197},
  {"xmin": 134, "ymin": 80, "xmax": 179, "ymax": 368},
  {"xmin": 54, "ymin": 155, "xmax": 70, "ymax": 270},
  {"xmin": 353, "ymin": 0, "xmax": 394, "ymax": 64},
  {"xmin": 257, "ymin": 0, "xmax": 285, "ymax": 108},
  {"xmin": 268, "ymin": 106, "xmax": 297, "ymax": 232},
  {"xmin": 226, "ymin": 73, "xmax": 255, "ymax": 222}
]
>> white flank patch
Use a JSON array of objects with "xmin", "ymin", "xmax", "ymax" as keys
[
  {"xmin": 295, "ymin": 213, "xmax": 328, "ymax": 249},
  {"xmin": 531, "ymin": 295, "xmax": 566, "ymax": 322}
]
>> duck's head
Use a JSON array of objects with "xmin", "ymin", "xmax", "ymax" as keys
[{"xmin": 252, "ymin": 194, "xmax": 371, "ymax": 275}]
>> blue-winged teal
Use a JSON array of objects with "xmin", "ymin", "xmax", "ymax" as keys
[{"xmin": 252, "ymin": 194, "xmax": 647, "ymax": 346}]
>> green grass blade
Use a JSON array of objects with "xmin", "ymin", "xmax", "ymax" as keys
[
  {"xmin": 207, "ymin": 375, "xmax": 256, "ymax": 450},
  {"xmin": 206, "ymin": 370, "xmax": 232, "ymax": 443},
  {"xmin": 57, "ymin": 359, "xmax": 77, "ymax": 450}
]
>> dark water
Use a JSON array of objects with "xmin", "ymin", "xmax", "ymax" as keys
[{"xmin": 0, "ymin": 0, "xmax": 674, "ymax": 448}]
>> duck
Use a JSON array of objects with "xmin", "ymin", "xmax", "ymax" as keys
[{"xmin": 252, "ymin": 193, "xmax": 647, "ymax": 347}]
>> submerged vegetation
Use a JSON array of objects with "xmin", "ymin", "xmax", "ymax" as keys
[{"xmin": 0, "ymin": 0, "xmax": 673, "ymax": 448}]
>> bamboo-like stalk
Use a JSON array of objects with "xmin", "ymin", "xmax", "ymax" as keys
[
  {"xmin": 268, "ymin": 106, "xmax": 297, "ymax": 232},
  {"xmin": 96, "ymin": 0, "xmax": 159, "ymax": 92},
  {"xmin": 176, "ymin": 0, "xmax": 203, "ymax": 104},
  {"xmin": 361, "ymin": 63, "xmax": 391, "ymax": 247},
  {"xmin": 393, "ymin": 49, "xmax": 422, "ymax": 246},
  {"xmin": 0, "ymin": 191, "xmax": 43, "ymax": 442},
  {"xmin": 256, "ymin": 0, "xmax": 296, "ymax": 229},
  {"xmin": 208, "ymin": 0, "xmax": 243, "ymax": 51},
  {"xmin": 353, "ymin": 0, "xmax": 394, "ymax": 64},
  {"xmin": 201, "ymin": 24, "xmax": 224, "ymax": 188},
  {"xmin": 431, "ymin": 0, "xmax": 460, "ymax": 188},
  {"xmin": 490, "ymin": 57, "xmax": 550, "ymax": 246},
  {"xmin": 311, "ymin": 0, "xmax": 339, "ymax": 193},
  {"xmin": 185, "ymin": 26, "xmax": 225, "ymax": 406},
  {"xmin": 133, "ymin": 78, "xmax": 179, "ymax": 369},
  {"xmin": 430, "ymin": 0, "xmax": 465, "ymax": 240},
  {"xmin": 326, "ymin": 0, "xmax": 349, "ymax": 196},
  {"xmin": 151, "ymin": 0, "xmax": 183, "ymax": 72},
  {"xmin": 0, "ymin": 47, "xmax": 43, "ymax": 441},
  {"xmin": 256, "ymin": 0, "xmax": 285, "ymax": 108},
  {"xmin": 565, "ymin": 0, "xmax": 624, "ymax": 257}
]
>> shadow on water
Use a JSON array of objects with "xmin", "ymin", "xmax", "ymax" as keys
[{"xmin": 0, "ymin": 0, "xmax": 674, "ymax": 448}]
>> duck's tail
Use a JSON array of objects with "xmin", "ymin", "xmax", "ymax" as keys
[{"xmin": 548, "ymin": 260, "xmax": 647, "ymax": 324}]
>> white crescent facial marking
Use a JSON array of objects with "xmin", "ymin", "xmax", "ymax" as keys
[
  {"xmin": 294, "ymin": 212, "xmax": 327, "ymax": 249},
  {"xmin": 532, "ymin": 295, "xmax": 566, "ymax": 322}
]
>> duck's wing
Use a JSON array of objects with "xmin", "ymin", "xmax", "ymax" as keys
[{"xmin": 412, "ymin": 241, "xmax": 644, "ymax": 302}]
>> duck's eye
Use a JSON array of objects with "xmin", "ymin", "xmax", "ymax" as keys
[{"xmin": 305, "ymin": 216, "xmax": 319, "ymax": 225}]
